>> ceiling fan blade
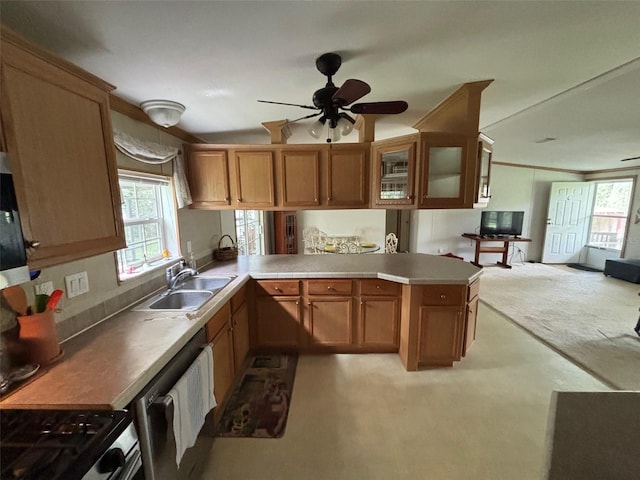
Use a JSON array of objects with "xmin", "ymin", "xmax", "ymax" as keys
[
  {"xmin": 258, "ymin": 100, "xmax": 318, "ymax": 110},
  {"xmin": 332, "ymin": 79, "xmax": 371, "ymax": 106},
  {"xmin": 620, "ymin": 155, "xmax": 640, "ymax": 162},
  {"xmin": 286, "ymin": 112, "xmax": 322, "ymax": 124},
  {"xmin": 350, "ymin": 101, "xmax": 408, "ymax": 115}
]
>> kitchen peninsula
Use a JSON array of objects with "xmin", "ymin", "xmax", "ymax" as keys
[{"xmin": 0, "ymin": 254, "xmax": 481, "ymax": 411}]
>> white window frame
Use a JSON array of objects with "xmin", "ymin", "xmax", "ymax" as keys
[
  {"xmin": 586, "ymin": 178, "xmax": 633, "ymax": 251},
  {"xmin": 116, "ymin": 170, "xmax": 179, "ymax": 280}
]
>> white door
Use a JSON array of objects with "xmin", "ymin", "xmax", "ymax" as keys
[{"xmin": 542, "ymin": 182, "xmax": 594, "ymax": 263}]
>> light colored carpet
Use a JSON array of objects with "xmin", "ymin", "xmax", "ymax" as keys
[{"xmin": 479, "ymin": 262, "xmax": 640, "ymax": 390}]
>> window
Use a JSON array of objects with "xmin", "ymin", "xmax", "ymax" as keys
[
  {"xmin": 116, "ymin": 171, "xmax": 179, "ymax": 279},
  {"xmin": 587, "ymin": 179, "xmax": 633, "ymax": 250},
  {"xmin": 235, "ymin": 210, "xmax": 266, "ymax": 255}
]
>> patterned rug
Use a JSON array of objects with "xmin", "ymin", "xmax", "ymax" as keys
[{"xmin": 216, "ymin": 353, "xmax": 298, "ymax": 438}]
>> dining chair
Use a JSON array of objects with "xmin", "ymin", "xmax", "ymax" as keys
[{"xmin": 385, "ymin": 233, "xmax": 398, "ymax": 253}]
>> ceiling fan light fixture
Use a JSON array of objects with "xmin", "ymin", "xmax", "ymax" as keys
[
  {"xmin": 307, "ymin": 116, "xmax": 326, "ymax": 139},
  {"xmin": 328, "ymin": 125, "xmax": 341, "ymax": 143},
  {"xmin": 140, "ymin": 100, "xmax": 185, "ymax": 128},
  {"xmin": 337, "ymin": 113, "xmax": 355, "ymax": 136}
]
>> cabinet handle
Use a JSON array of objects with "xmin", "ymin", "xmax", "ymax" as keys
[
  {"xmin": 237, "ymin": 198, "xmax": 242, "ymax": 203},
  {"xmin": 360, "ymin": 301, "xmax": 363, "ymax": 305},
  {"xmin": 274, "ymin": 287, "xmax": 282, "ymax": 292},
  {"xmin": 440, "ymin": 294, "xmax": 446, "ymax": 299},
  {"xmin": 24, "ymin": 240, "xmax": 40, "ymax": 249},
  {"xmin": 225, "ymin": 197, "xmax": 230, "ymax": 202},
  {"xmin": 327, "ymin": 286, "xmax": 333, "ymax": 291},
  {"xmin": 376, "ymin": 285, "xmax": 380, "ymax": 289},
  {"xmin": 296, "ymin": 301, "xmax": 299, "ymax": 305}
]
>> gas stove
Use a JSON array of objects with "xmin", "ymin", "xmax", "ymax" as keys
[{"xmin": 0, "ymin": 409, "xmax": 140, "ymax": 480}]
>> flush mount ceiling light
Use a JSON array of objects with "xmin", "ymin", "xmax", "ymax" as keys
[{"xmin": 140, "ymin": 100, "xmax": 185, "ymax": 128}]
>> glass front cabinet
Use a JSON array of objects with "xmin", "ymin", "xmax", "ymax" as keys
[
  {"xmin": 372, "ymin": 136, "xmax": 417, "ymax": 207},
  {"xmin": 418, "ymin": 133, "xmax": 477, "ymax": 209},
  {"xmin": 475, "ymin": 133, "xmax": 494, "ymax": 206}
]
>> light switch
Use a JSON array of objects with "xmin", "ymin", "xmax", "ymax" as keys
[{"xmin": 65, "ymin": 271, "xmax": 89, "ymax": 298}]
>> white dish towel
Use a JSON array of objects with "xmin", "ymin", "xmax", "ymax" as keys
[{"xmin": 167, "ymin": 344, "xmax": 216, "ymax": 467}]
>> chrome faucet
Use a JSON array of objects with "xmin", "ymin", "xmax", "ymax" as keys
[{"xmin": 166, "ymin": 264, "xmax": 198, "ymax": 290}]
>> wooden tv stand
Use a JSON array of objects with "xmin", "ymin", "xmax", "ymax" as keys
[{"xmin": 462, "ymin": 233, "xmax": 532, "ymax": 268}]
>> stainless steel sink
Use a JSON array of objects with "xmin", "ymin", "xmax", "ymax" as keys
[
  {"xmin": 147, "ymin": 291, "xmax": 213, "ymax": 311},
  {"xmin": 174, "ymin": 275, "xmax": 234, "ymax": 292}
]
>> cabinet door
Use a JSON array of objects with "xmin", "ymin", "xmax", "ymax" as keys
[
  {"xmin": 254, "ymin": 296, "xmax": 301, "ymax": 349},
  {"xmin": 417, "ymin": 306, "xmax": 464, "ymax": 366},
  {"xmin": 306, "ymin": 297, "xmax": 353, "ymax": 348},
  {"xmin": 234, "ymin": 151, "xmax": 275, "ymax": 208},
  {"xmin": 326, "ymin": 144, "xmax": 369, "ymax": 207},
  {"xmin": 186, "ymin": 150, "xmax": 230, "ymax": 207},
  {"xmin": 232, "ymin": 302, "xmax": 250, "ymax": 371},
  {"xmin": 372, "ymin": 140, "xmax": 416, "ymax": 206},
  {"xmin": 1, "ymin": 39, "xmax": 124, "ymax": 269},
  {"xmin": 358, "ymin": 296, "xmax": 399, "ymax": 351},
  {"xmin": 463, "ymin": 295, "xmax": 479, "ymax": 357},
  {"xmin": 280, "ymin": 150, "xmax": 320, "ymax": 206},
  {"xmin": 212, "ymin": 324, "xmax": 235, "ymax": 414},
  {"xmin": 419, "ymin": 134, "xmax": 475, "ymax": 209}
]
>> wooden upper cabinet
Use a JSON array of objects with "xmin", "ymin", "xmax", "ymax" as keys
[
  {"xmin": 233, "ymin": 150, "xmax": 275, "ymax": 208},
  {"xmin": 418, "ymin": 133, "xmax": 476, "ymax": 209},
  {"xmin": 185, "ymin": 149, "xmax": 230, "ymax": 207},
  {"xmin": 0, "ymin": 27, "xmax": 124, "ymax": 269},
  {"xmin": 371, "ymin": 135, "xmax": 418, "ymax": 207},
  {"xmin": 280, "ymin": 149, "xmax": 321, "ymax": 207},
  {"xmin": 326, "ymin": 144, "xmax": 369, "ymax": 207}
]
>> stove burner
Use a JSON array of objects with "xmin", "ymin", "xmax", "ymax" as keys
[{"xmin": 0, "ymin": 409, "xmax": 130, "ymax": 480}]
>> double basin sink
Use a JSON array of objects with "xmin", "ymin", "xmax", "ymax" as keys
[{"xmin": 137, "ymin": 275, "xmax": 235, "ymax": 312}]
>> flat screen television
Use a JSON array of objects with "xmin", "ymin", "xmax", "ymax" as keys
[{"xmin": 480, "ymin": 211, "xmax": 524, "ymax": 237}]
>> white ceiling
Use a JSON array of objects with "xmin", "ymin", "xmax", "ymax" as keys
[{"xmin": 2, "ymin": 1, "xmax": 639, "ymax": 172}]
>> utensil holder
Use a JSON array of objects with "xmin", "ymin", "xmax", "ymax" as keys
[{"xmin": 17, "ymin": 309, "xmax": 62, "ymax": 366}]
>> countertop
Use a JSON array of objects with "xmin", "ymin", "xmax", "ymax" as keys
[{"xmin": 0, "ymin": 254, "xmax": 481, "ymax": 410}]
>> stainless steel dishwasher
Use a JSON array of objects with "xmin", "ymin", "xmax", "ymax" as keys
[{"xmin": 132, "ymin": 328, "xmax": 216, "ymax": 480}]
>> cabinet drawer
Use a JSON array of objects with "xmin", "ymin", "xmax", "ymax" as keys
[
  {"xmin": 205, "ymin": 302, "xmax": 231, "ymax": 341},
  {"xmin": 467, "ymin": 279, "xmax": 480, "ymax": 301},
  {"xmin": 255, "ymin": 280, "xmax": 300, "ymax": 296},
  {"xmin": 422, "ymin": 285, "xmax": 465, "ymax": 306},
  {"xmin": 307, "ymin": 279, "xmax": 353, "ymax": 296},
  {"xmin": 360, "ymin": 279, "xmax": 401, "ymax": 296}
]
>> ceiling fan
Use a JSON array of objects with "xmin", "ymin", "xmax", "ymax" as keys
[
  {"xmin": 620, "ymin": 155, "xmax": 640, "ymax": 162},
  {"xmin": 258, "ymin": 52, "xmax": 408, "ymax": 142}
]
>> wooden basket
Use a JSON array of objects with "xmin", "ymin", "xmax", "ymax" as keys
[{"xmin": 214, "ymin": 234, "xmax": 238, "ymax": 261}]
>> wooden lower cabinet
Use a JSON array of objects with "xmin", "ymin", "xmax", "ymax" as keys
[
  {"xmin": 306, "ymin": 296, "xmax": 353, "ymax": 349},
  {"xmin": 248, "ymin": 278, "xmax": 476, "ymax": 368},
  {"xmin": 357, "ymin": 279, "xmax": 400, "ymax": 351},
  {"xmin": 417, "ymin": 306, "xmax": 464, "ymax": 366},
  {"xmin": 358, "ymin": 297, "xmax": 400, "ymax": 350},
  {"xmin": 254, "ymin": 296, "xmax": 301, "ymax": 349},
  {"xmin": 231, "ymin": 287, "xmax": 250, "ymax": 370},
  {"xmin": 463, "ymin": 280, "xmax": 480, "ymax": 356},
  {"xmin": 205, "ymin": 303, "xmax": 234, "ymax": 418}
]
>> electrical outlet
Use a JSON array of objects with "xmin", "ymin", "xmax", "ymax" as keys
[
  {"xmin": 186, "ymin": 240, "xmax": 192, "ymax": 254},
  {"xmin": 34, "ymin": 281, "xmax": 54, "ymax": 296},
  {"xmin": 65, "ymin": 271, "xmax": 89, "ymax": 298}
]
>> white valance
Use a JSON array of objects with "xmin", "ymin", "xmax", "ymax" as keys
[{"xmin": 113, "ymin": 129, "xmax": 192, "ymax": 208}]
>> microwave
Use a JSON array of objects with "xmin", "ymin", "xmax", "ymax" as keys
[{"xmin": 0, "ymin": 152, "xmax": 30, "ymax": 288}]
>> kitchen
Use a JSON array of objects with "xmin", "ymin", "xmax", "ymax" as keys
[{"xmin": 1, "ymin": 3, "xmax": 640, "ymax": 479}]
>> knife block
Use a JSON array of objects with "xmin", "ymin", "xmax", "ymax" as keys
[{"xmin": 17, "ymin": 309, "xmax": 62, "ymax": 366}]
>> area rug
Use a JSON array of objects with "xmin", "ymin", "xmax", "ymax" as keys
[
  {"xmin": 216, "ymin": 353, "xmax": 298, "ymax": 438},
  {"xmin": 479, "ymin": 263, "xmax": 640, "ymax": 390}
]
